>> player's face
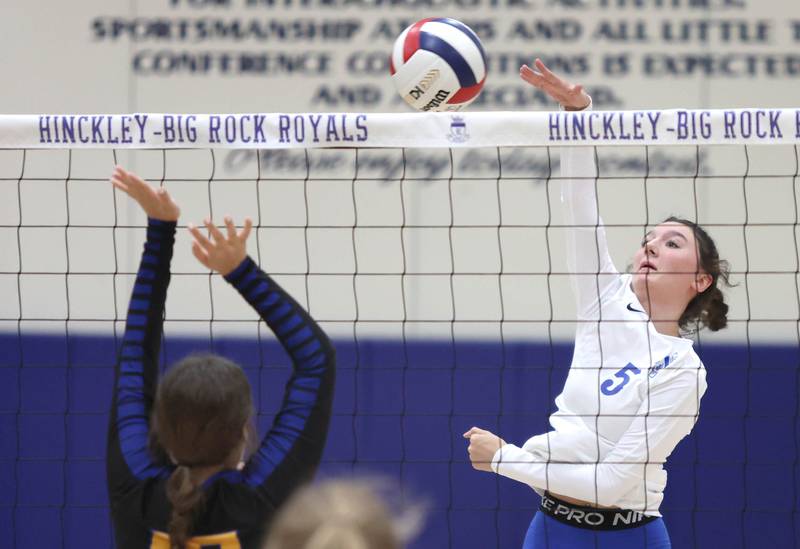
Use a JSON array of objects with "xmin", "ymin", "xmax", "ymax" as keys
[{"xmin": 632, "ymin": 222, "xmax": 711, "ymax": 303}]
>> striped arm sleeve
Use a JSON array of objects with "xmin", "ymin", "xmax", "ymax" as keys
[
  {"xmin": 107, "ymin": 218, "xmax": 175, "ymax": 494},
  {"xmin": 224, "ymin": 257, "xmax": 335, "ymax": 500}
]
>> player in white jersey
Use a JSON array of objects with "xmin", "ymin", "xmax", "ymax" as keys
[{"xmin": 464, "ymin": 60, "xmax": 731, "ymax": 548}]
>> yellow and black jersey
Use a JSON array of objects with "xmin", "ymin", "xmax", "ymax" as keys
[{"xmin": 106, "ymin": 218, "xmax": 336, "ymax": 549}]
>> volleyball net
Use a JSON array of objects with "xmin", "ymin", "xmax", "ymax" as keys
[{"xmin": 1, "ymin": 109, "xmax": 799, "ymax": 548}]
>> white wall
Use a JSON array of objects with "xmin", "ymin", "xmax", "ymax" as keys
[{"xmin": 1, "ymin": 0, "xmax": 799, "ymax": 343}]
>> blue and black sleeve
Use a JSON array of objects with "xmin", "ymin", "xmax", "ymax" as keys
[
  {"xmin": 107, "ymin": 218, "xmax": 175, "ymax": 498},
  {"xmin": 224, "ymin": 257, "xmax": 336, "ymax": 504}
]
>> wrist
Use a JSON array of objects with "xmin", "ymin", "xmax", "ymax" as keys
[
  {"xmin": 147, "ymin": 217, "xmax": 177, "ymax": 226},
  {"xmin": 223, "ymin": 256, "xmax": 252, "ymax": 281},
  {"xmin": 491, "ymin": 443, "xmax": 508, "ymax": 473}
]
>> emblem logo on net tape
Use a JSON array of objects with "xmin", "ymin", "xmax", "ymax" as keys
[{"xmin": 448, "ymin": 115, "xmax": 469, "ymax": 143}]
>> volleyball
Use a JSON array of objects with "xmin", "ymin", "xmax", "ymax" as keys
[{"xmin": 390, "ymin": 18, "xmax": 487, "ymax": 112}]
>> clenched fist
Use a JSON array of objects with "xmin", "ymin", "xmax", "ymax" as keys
[{"xmin": 463, "ymin": 427, "xmax": 506, "ymax": 473}]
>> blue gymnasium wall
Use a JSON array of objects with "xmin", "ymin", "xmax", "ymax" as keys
[{"xmin": 0, "ymin": 333, "xmax": 797, "ymax": 549}]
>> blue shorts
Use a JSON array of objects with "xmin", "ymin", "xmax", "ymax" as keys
[{"xmin": 523, "ymin": 511, "xmax": 672, "ymax": 549}]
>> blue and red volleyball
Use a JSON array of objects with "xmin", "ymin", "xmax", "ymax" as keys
[{"xmin": 390, "ymin": 18, "xmax": 487, "ymax": 112}]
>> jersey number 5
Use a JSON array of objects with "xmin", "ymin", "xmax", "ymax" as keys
[{"xmin": 600, "ymin": 363, "xmax": 641, "ymax": 396}]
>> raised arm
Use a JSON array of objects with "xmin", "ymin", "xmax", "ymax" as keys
[
  {"xmin": 560, "ymin": 147, "xmax": 619, "ymax": 316},
  {"xmin": 491, "ymin": 365, "xmax": 706, "ymax": 508},
  {"xmin": 107, "ymin": 168, "xmax": 180, "ymax": 495},
  {"xmin": 189, "ymin": 217, "xmax": 335, "ymax": 504},
  {"xmin": 522, "ymin": 59, "xmax": 619, "ymax": 317}
]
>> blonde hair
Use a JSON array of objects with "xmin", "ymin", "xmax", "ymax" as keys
[{"xmin": 264, "ymin": 479, "xmax": 422, "ymax": 549}]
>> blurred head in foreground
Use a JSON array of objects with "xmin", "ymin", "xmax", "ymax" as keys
[{"xmin": 264, "ymin": 479, "xmax": 424, "ymax": 549}]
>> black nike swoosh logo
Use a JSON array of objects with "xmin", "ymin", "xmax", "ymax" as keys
[{"xmin": 627, "ymin": 303, "xmax": 645, "ymax": 313}]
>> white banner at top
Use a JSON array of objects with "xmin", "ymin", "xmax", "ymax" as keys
[{"xmin": 1, "ymin": 109, "xmax": 799, "ymax": 149}]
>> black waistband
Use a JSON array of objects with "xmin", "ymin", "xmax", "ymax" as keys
[{"xmin": 539, "ymin": 492, "xmax": 657, "ymax": 531}]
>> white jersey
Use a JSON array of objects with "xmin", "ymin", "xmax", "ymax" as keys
[{"xmin": 491, "ymin": 146, "xmax": 707, "ymax": 516}]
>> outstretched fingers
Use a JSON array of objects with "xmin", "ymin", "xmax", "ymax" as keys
[
  {"xmin": 111, "ymin": 166, "xmax": 180, "ymax": 221},
  {"xmin": 520, "ymin": 58, "xmax": 589, "ymax": 110},
  {"xmin": 520, "ymin": 64, "xmax": 565, "ymax": 101},
  {"xmin": 125, "ymin": 169, "xmax": 148, "ymax": 188},
  {"xmin": 188, "ymin": 223, "xmax": 212, "ymax": 250},
  {"xmin": 191, "ymin": 240, "xmax": 210, "ymax": 268},
  {"xmin": 192, "ymin": 217, "xmax": 251, "ymax": 247},
  {"xmin": 204, "ymin": 218, "xmax": 226, "ymax": 244},
  {"xmin": 188, "ymin": 216, "xmax": 252, "ymax": 275},
  {"xmin": 533, "ymin": 58, "xmax": 563, "ymax": 86},
  {"xmin": 534, "ymin": 59, "xmax": 576, "ymax": 98},
  {"xmin": 112, "ymin": 166, "xmax": 145, "ymax": 191},
  {"xmin": 110, "ymin": 178, "xmax": 128, "ymax": 194},
  {"xmin": 225, "ymin": 215, "xmax": 253, "ymax": 242},
  {"xmin": 224, "ymin": 216, "xmax": 237, "ymax": 240},
  {"xmin": 519, "ymin": 64, "xmax": 544, "ymax": 86},
  {"xmin": 222, "ymin": 216, "xmax": 253, "ymax": 243},
  {"xmin": 239, "ymin": 217, "xmax": 253, "ymax": 242},
  {"xmin": 110, "ymin": 167, "xmax": 130, "ymax": 193}
]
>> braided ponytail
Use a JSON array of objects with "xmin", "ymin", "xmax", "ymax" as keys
[{"xmin": 166, "ymin": 465, "xmax": 205, "ymax": 549}]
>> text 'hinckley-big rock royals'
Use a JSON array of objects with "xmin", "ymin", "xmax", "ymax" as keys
[{"xmin": 37, "ymin": 113, "xmax": 369, "ymax": 146}]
